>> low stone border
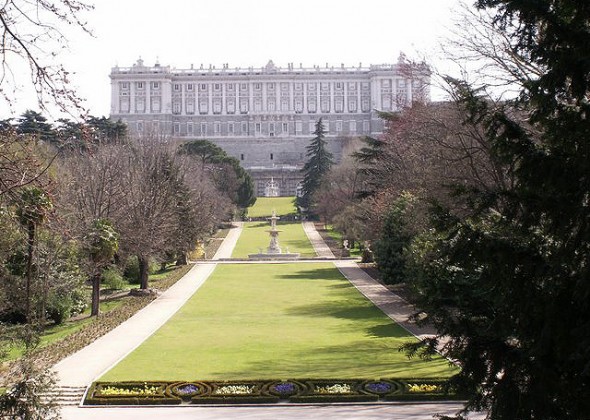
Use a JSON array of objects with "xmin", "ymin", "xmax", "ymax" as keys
[{"xmin": 84, "ymin": 378, "xmax": 463, "ymax": 405}]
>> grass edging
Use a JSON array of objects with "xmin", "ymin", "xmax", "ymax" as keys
[{"xmin": 84, "ymin": 377, "xmax": 464, "ymax": 405}]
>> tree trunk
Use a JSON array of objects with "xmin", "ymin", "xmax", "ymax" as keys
[
  {"xmin": 25, "ymin": 221, "xmax": 35, "ymax": 324},
  {"xmin": 176, "ymin": 253, "xmax": 187, "ymax": 266},
  {"xmin": 91, "ymin": 273, "xmax": 101, "ymax": 317},
  {"xmin": 138, "ymin": 254, "xmax": 149, "ymax": 290}
]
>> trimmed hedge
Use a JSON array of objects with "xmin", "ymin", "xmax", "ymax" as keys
[{"xmin": 84, "ymin": 377, "xmax": 464, "ymax": 405}]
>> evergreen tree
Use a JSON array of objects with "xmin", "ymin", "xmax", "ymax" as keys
[
  {"xmin": 373, "ymin": 192, "xmax": 415, "ymax": 284},
  {"xmin": 406, "ymin": 2, "xmax": 590, "ymax": 419},
  {"xmin": 299, "ymin": 118, "xmax": 334, "ymax": 212},
  {"xmin": 16, "ymin": 110, "xmax": 56, "ymax": 144},
  {"xmin": 352, "ymin": 134, "xmax": 388, "ymax": 198}
]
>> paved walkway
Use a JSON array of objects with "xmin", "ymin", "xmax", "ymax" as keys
[
  {"xmin": 302, "ymin": 221, "xmax": 336, "ymax": 258},
  {"xmin": 53, "ymin": 223, "xmax": 243, "ymax": 387},
  {"xmin": 61, "ymin": 402, "xmax": 483, "ymax": 419}
]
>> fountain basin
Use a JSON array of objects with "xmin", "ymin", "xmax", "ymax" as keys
[{"xmin": 248, "ymin": 252, "xmax": 301, "ymax": 261}]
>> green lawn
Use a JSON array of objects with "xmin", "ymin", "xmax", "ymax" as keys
[
  {"xmin": 247, "ymin": 196, "xmax": 297, "ymax": 218},
  {"xmin": 100, "ymin": 263, "xmax": 457, "ymax": 381},
  {"xmin": 231, "ymin": 221, "xmax": 316, "ymax": 258}
]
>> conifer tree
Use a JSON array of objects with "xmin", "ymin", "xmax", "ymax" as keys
[
  {"xmin": 406, "ymin": 2, "xmax": 590, "ymax": 418},
  {"xmin": 299, "ymin": 118, "xmax": 334, "ymax": 213}
]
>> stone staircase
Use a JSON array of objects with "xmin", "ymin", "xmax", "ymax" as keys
[{"xmin": 41, "ymin": 386, "xmax": 87, "ymax": 406}]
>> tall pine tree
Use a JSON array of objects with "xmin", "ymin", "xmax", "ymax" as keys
[
  {"xmin": 299, "ymin": 118, "xmax": 333, "ymax": 213},
  {"xmin": 406, "ymin": 2, "xmax": 590, "ymax": 419}
]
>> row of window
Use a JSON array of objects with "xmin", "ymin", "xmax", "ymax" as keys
[
  {"xmin": 121, "ymin": 96, "xmax": 371, "ymax": 115},
  {"xmin": 171, "ymin": 97, "xmax": 370, "ymax": 115},
  {"xmin": 136, "ymin": 120, "xmax": 370, "ymax": 136},
  {"xmin": 119, "ymin": 81, "xmax": 374, "ymax": 93}
]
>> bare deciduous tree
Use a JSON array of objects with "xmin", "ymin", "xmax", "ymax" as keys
[
  {"xmin": 60, "ymin": 143, "xmax": 128, "ymax": 227},
  {"xmin": 0, "ymin": 0, "xmax": 93, "ymax": 112},
  {"xmin": 313, "ymin": 156, "xmax": 361, "ymax": 228},
  {"xmin": 440, "ymin": 1, "xmax": 543, "ymax": 98},
  {"xmin": 0, "ymin": 133, "xmax": 55, "ymax": 199}
]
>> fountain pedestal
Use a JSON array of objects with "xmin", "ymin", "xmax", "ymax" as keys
[{"xmin": 248, "ymin": 211, "xmax": 300, "ymax": 260}]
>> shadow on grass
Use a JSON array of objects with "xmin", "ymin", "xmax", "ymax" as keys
[
  {"xmin": 366, "ymin": 323, "xmax": 408, "ymax": 339},
  {"xmin": 286, "ymin": 301, "xmax": 409, "ymax": 338},
  {"xmin": 246, "ymin": 222, "xmax": 269, "ymax": 228},
  {"xmin": 276, "ymin": 268, "xmax": 344, "ymax": 281},
  {"xmin": 210, "ymin": 339, "xmax": 455, "ymax": 380},
  {"xmin": 246, "ymin": 221, "xmax": 300, "ymax": 228},
  {"xmin": 281, "ymin": 239, "xmax": 316, "ymax": 253}
]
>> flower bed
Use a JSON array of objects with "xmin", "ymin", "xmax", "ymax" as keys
[
  {"xmin": 386, "ymin": 379, "xmax": 463, "ymax": 401},
  {"xmin": 362, "ymin": 380, "xmax": 401, "ymax": 396},
  {"xmin": 84, "ymin": 377, "xmax": 463, "ymax": 405},
  {"xmin": 166, "ymin": 382, "xmax": 210, "ymax": 400},
  {"xmin": 86, "ymin": 382, "xmax": 181, "ymax": 405},
  {"xmin": 290, "ymin": 380, "xmax": 378, "ymax": 403},
  {"xmin": 263, "ymin": 381, "xmax": 305, "ymax": 398},
  {"xmin": 192, "ymin": 381, "xmax": 279, "ymax": 404}
]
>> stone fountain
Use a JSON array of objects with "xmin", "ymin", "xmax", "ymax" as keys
[{"xmin": 248, "ymin": 210, "xmax": 300, "ymax": 260}]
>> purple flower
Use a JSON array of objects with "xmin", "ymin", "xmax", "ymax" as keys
[
  {"xmin": 175, "ymin": 384, "xmax": 200, "ymax": 395},
  {"xmin": 272, "ymin": 382, "xmax": 297, "ymax": 395},
  {"xmin": 365, "ymin": 382, "xmax": 393, "ymax": 394}
]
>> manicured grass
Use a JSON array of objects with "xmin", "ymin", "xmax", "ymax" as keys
[
  {"xmin": 100, "ymin": 263, "xmax": 457, "ymax": 381},
  {"xmin": 231, "ymin": 221, "xmax": 316, "ymax": 258},
  {"xmin": 247, "ymin": 196, "xmax": 297, "ymax": 218}
]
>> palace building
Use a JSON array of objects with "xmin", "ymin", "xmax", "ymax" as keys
[{"xmin": 109, "ymin": 57, "xmax": 430, "ymax": 196}]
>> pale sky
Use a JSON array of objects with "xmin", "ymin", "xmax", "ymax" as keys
[{"xmin": 4, "ymin": 0, "xmax": 464, "ymax": 120}]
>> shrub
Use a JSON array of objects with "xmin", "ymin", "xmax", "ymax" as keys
[
  {"xmin": 123, "ymin": 256, "xmax": 159, "ymax": 284},
  {"xmin": 102, "ymin": 267, "xmax": 127, "ymax": 290},
  {"xmin": 69, "ymin": 287, "xmax": 88, "ymax": 316},
  {"xmin": 45, "ymin": 292, "xmax": 72, "ymax": 325}
]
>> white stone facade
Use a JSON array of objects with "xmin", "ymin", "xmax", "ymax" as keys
[{"xmin": 110, "ymin": 57, "xmax": 429, "ymax": 195}]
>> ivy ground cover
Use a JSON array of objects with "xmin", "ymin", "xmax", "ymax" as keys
[
  {"xmin": 246, "ymin": 196, "xmax": 297, "ymax": 218},
  {"xmin": 231, "ymin": 221, "xmax": 316, "ymax": 258},
  {"xmin": 99, "ymin": 263, "xmax": 457, "ymax": 381}
]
